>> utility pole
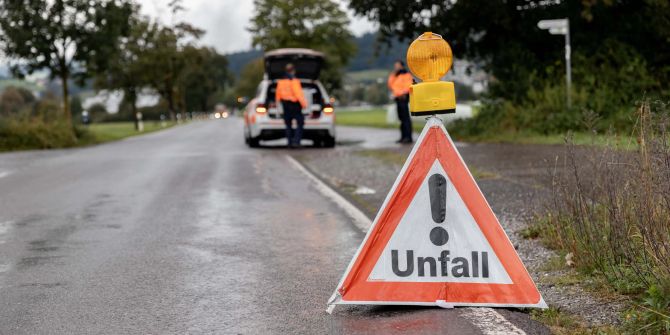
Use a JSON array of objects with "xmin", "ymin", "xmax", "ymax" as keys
[{"xmin": 538, "ymin": 19, "xmax": 571, "ymax": 108}]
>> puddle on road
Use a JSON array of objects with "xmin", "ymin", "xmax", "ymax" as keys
[
  {"xmin": 13, "ymin": 215, "xmax": 44, "ymax": 228},
  {"xmin": 0, "ymin": 263, "xmax": 11, "ymax": 290},
  {"xmin": 16, "ymin": 255, "xmax": 65, "ymax": 270},
  {"xmin": 19, "ymin": 282, "xmax": 66, "ymax": 289},
  {"xmin": 0, "ymin": 220, "xmax": 13, "ymax": 234},
  {"xmin": 0, "ymin": 220, "xmax": 13, "ymax": 245},
  {"xmin": 353, "ymin": 186, "xmax": 376, "ymax": 195}
]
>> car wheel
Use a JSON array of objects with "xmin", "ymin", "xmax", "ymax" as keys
[
  {"xmin": 323, "ymin": 136, "xmax": 335, "ymax": 148},
  {"xmin": 248, "ymin": 137, "xmax": 260, "ymax": 148}
]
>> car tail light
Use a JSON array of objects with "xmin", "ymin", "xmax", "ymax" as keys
[
  {"xmin": 269, "ymin": 102, "xmax": 277, "ymax": 108},
  {"xmin": 256, "ymin": 104, "xmax": 267, "ymax": 114},
  {"xmin": 322, "ymin": 104, "xmax": 334, "ymax": 114}
]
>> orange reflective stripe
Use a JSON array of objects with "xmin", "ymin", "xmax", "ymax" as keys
[{"xmin": 337, "ymin": 126, "xmax": 542, "ymax": 305}]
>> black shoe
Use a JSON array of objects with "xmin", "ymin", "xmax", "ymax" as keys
[
  {"xmin": 395, "ymin": 139, "xmax": 404, "ymax": 143},
  {"xmin": 400, "ymin": 138, "xmax": 413, "ymax": 144}
]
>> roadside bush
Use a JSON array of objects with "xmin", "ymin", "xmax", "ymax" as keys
[
  {"xmin": 0, "ymin": 117, "xmax": 80, "ymax": 150},
  {"xmin": 449, "ymin": 40, "xmax": 665, "ymax": 139},
  {"xmin": 536, "ymin": 100, "xmax": 670, "ymax": 333}
]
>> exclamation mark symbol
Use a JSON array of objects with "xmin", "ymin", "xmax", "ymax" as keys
[{"xmin": 428, "ymin": 174, "xmax": 449, "ymax": 246}]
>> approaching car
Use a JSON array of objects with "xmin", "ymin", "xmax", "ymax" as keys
[{"xmin": 243, "ymin": 48, "xmax": 336, "ymax": 148}]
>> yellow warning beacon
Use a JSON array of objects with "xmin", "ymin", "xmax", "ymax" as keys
[{"xmin": 406, "ymin": 32, "xmax": 456, "ymax": 116}]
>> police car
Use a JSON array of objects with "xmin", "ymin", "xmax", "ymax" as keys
[{"xmin": 243, "ymin": 48, "xmax": 336, "ymax": 148}]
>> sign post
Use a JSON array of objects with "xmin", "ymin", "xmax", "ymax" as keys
[{"xmin": 538, "ymin": 19, "xmax": 572, "ymax": 108}]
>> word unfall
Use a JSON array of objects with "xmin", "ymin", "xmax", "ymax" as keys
[{"xmin": 391, "ymin": 250, "xmax": 489, "ymax": 278}]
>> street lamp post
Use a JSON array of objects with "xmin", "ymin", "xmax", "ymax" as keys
[{"xmin": 538, "ymin": 18, "xmax": 571, "ymax": 108}]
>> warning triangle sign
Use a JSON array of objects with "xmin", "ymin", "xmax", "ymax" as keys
[{"xmin": 328, "ymin": 117, "xmax": 546, "ymax": 309}]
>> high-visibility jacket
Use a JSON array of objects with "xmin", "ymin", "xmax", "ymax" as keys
[
  {"xmin": 388, "ymin": 71, "xmax": 413, "ymax": 97},
  {"xmin": 276, "ymin": 77, "xmax": 307, "ymax": 108}
]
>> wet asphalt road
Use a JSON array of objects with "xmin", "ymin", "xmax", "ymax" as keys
[{"xmin": 0, "ymin": 118, "xmax": 546, "ymax": 334}]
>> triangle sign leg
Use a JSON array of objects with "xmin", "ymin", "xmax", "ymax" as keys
[{"xmin": 328, "ymin": 117, "xmax": 546, "ymax": 308}]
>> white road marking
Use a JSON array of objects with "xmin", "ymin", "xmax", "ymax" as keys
[
  {"xmin": 462, "ymin": 308, "xmax": 527, "ymax": 335},
  {"xmin": 287, "ymin": 154, "xmax": 526, "ymax": 333},
  {"xmin": 286, "ymin": 155, "xmax": 371, "ymax": 232}
]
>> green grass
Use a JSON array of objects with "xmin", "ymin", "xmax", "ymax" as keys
[
  {"xmin": 336, "ymin": 108, "xmax": 427, "ymax": 132},
  {"xmin": 336, "ymin": 108, "xmax": 391, "ymax": 128},
  {"xmin": 453, "ymin": 131, "xmax": 638, "ymax": 147},
  {"xmin": 85, "ymin": 121, "xmax": 174, "ymax": 143},
  {"xmin": 347, "ymin": 69, "xmax": 389, "ymax": 83},
  {"xmin": 336, "ymin": 109, "xmax": 639, "ymax": 147}
]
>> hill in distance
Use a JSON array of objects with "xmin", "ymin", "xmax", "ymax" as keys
[{"xmin": 225, "ymin": 32, "xmax": 407, "ymax": 78}]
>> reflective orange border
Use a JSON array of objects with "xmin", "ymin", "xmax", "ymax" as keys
[{"xmin": 339, "ymin": 126, "xmax": 541, "ymax": 304}]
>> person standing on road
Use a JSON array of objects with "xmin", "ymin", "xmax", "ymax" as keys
[
  {"xmin": 276, "ymin": 63, "xmax": 307, "ymax": 148},
  {"xmin": 388, "ymin": 60, "xmax": 414, "ymax": 144}
]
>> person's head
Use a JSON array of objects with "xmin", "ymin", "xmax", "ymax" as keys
[
  {"xmin": 285, "ymin": 63, "xmax": 296, "ymax": 76},
  {"xmin": 394, "ymin": 60, "xmax": 405, "ymax": 71}
]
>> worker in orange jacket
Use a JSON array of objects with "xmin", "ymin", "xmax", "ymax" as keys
[
  {"xmin": 388, "ymin": 60, "xmax": 414, "ymax": 143},
  {"xmin": 276, "ymin": 63, "xmax": 307, "ymax": 148}
]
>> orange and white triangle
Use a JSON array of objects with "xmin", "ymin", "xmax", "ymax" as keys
[{"xmin": 328, "ymin": 117, "xmax": 546, "ymax": 308}]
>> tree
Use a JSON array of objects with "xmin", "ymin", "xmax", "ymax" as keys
[
  {"xmin": 95, "ymin": 13, "xmax": 156, "ymax": 129},
  {"xmin": 87, "ymin": 102, "xmax": 107, "ymax": 122},
  {"xmin": 234, "ymin": 58, "xmax": 265, "ymax": 100},
  {"xmin": 70, "ymin": 95, "xmax": 83, "ymax": 118},
  {"xmin": 348, "ymin": 0, "xmax": 670, "ymax": 102},
  {"xmin": 0, "ymin": 0, "xmax": 133, "ymax": 121},
  {"xmin": 179, "ymin": 46, "xmax": 231, "ymax": 112},
  {"xmin": 249, "ymin": 0, "xmax": 356, "ymax": 91},
  {"xmin": 139, "ymin": 21, "xmax": 203, "ymax": 120}
]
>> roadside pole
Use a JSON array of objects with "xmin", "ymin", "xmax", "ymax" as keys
[
  {"xmin": 538, "ymin": 18, "xmax": 572, "ymax": 108},
  {"xmin": 565, "ymin": 21, "xmax": 572, "ymax": 108}
]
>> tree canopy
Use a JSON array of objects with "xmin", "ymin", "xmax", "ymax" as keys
[
  {"xmin": 180, "ymin": 46, "xmax": 231, "ymax": 112},
  {"xmin": 249, "ymin": 0, "xmax": 357, "ymax": 91},
  {"xmin": 349, "ymin": 0, "xmax": 670, "ymax": 101},
  {"xmin": 350, "ymin": 0, "xmax": 670, "ymax": 134},
  {"xmin": 0, "ymin": 0, "xmax": 133, "ymax": 119}
]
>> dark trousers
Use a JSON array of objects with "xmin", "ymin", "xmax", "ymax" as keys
[
  {"xmin": 281, "ymin": 101, "xmax": 304, "ymax": 145},
  {"xmin": 395, "ymin": 94, "xmax": 412, "ymax": 141}
]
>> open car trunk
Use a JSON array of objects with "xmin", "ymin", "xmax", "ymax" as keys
[
  {"xmin": 265, "ymin": 82, "xmax": 325, "ymax": 118},
  {"xmin": 264, "ymin": 48, "xmax": 325, "ymax": 80}
]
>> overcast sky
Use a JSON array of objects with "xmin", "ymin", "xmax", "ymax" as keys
[{"xmin": 138, "ymin": 0, "xmax": 377, "ymax": 54}]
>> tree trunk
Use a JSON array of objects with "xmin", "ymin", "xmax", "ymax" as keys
[
  {"xmin": 128, "ymin": 89, "xmax": 139, "ymax": 131},
  {"xmin": 132, "ymin": 103, "xmax": 139, "ymax": 131},
  {"xmin": 201, "ymin": 97, "xmax": 208, "ymax": 112},
  {"xmin": 166, "ymin": 85, "xmax": 176, "ymax": 121},
  {"xmin": 61, "ymin": 72, "xmax": 71, "ymax": 122}
]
